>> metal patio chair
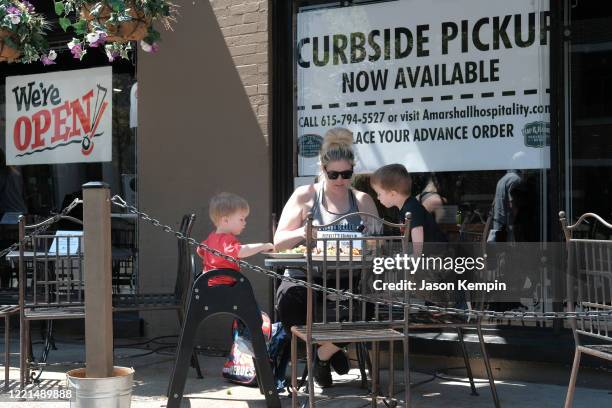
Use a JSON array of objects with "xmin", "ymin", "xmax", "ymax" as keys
[
  {"xmin": 291, "ymin": 211, "xmax": 500, "ymax": 408},
  {"xmin": 290, "ymin": 211, "xmax": 411, "ymax": 408},
  {"xmin": 1, "ymin": 304, "xmax": 18, "ymax": 388},
  {"xmin": 110, "ymin": 216, "xmax": 137, "ymax": 293},
  {"xmin": 17, "ymin": 213, "xmax": 202, "ymax": 386},
  {"xmin": 17, "ymin": 214, "xmax": 86, "ymax": 387},
  {"xmin": 113, "ymin": 213, "xmax": 203, "ymax": 378},
  {"xmin": 560, "ymin": 211, "xmax": 612, "ymax": 408}
]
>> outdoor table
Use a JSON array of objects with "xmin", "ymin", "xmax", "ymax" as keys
[
  {"xmin": 6, "ymin": 247, "xmax": 134, "ymax": 291},
  {"xmin": 5, "ymin": 248, "xmax": 133, "ymax": 265}
]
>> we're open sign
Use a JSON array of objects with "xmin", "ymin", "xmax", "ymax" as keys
[{"xmin": 5, "ymin": 67, "xmax": 112, "ymax": 165}]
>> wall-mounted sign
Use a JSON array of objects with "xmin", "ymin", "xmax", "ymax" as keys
[
  {"xmin": 5, "ymin": 67, "xmax": 112, "ymax": 165},
  {"xmin": 297, "ymin": 0, "xmax": 550, "ymax": 175}
]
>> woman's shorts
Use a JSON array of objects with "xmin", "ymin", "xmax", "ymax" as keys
[{"xmin": 275, "ymin": 270, "xmax": 373, "ymax": 344}]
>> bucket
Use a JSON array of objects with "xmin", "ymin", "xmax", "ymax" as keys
[{"xmin": 66, "ymin": 366, "xmax": 134, "ymax": 408}]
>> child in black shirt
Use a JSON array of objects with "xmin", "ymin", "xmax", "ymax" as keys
[{"xmin": 370, "ymin": 164, "xmax": 446, "ymax": 257}]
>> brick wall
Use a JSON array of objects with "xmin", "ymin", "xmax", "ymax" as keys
[{"xmin": 210, "ymin": 0, "xmax": 270, "ymax": 139}]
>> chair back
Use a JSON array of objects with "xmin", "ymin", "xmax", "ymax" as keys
[
  {"xmin": 18, "ymin": 214, "xmax": 84, "ymax": 311},
  {"xmin": 304, "ymin": 212, "xmax": 411, "ymax": 335},
  {"xmin": 175, "ymin": 214, "xmax": 197, "ymax": 309},
  {"xmin": 110, "ymin": 216, "xmax": 137, "ymax": 292},
  {"xmin": 560, "ymin": 211, "xmax": 612, "ymax": 344}
]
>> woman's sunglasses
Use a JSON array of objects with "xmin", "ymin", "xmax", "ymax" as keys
[{"xmin": 326, "ymin": 169, "xmax": 354, "ymax": 180}]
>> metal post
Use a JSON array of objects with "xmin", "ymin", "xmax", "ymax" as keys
[
  {"xmin": 83, "ymin": 182, "xmax": 113, "ymax": 378},
  {"xmin": 18, "ymin": 215, "xmax": 26, "ymax": 389}
]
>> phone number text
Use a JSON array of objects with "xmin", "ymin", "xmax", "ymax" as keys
[{"xmin": 299, "ymin": 112, "xmax": 386, "ymax": 128}]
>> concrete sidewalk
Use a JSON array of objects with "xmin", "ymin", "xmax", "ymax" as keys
[{"xmin": 1, "ymin": 338, "xmax": 611, "ymax": 407}]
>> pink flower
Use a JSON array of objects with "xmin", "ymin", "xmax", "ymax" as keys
[
  {"xmin": 6, "ymin": 8, "xmax": 21, "ymax": 25},
  {"xmin": 69, "ymin": 43, "xmax": 85, "ymax": 60},
  {"xmin": 41, "ymin": 56, "xmax": 55, "ymax": 65},
  {"xmin": 140, "ymin": 41, "xmax": 152, "ymax": 52},
  {"xmin": 22, "ymin": 1, "xmax": 35, "ymax": 13},
  {"xmin": 86, "ymin": 31, "xmax": 107, "ymax": 48},
  {"xmin": 68, "ymin": 40, "xmax": 86, "ymax": 59},
  {"xmin": 41, "ymin": 50, "xmax": 57, "ymax": 66},
  {"xmin": 106, "ymin": 49, "xmax": 120, "ymax": 62},
  {"xmin": 140, "ymin": 41, "xmax": 160, "ymax": 53}
]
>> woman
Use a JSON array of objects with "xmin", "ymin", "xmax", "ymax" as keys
[
  {"xmin": 416, "ymin": 173, "xmax": 447, "ymax": 223},
  {"xmin": 274, "ymin": 127, "xmax": 379, "ymax": 387}
]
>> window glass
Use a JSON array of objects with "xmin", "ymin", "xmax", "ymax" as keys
[
  {"xmin": 0, "ymin": 51, "xmax": 137, "ymax": 290},
  {"xmin": 294, "ymin": 0, "xmax": 551, "ymax": 242}
]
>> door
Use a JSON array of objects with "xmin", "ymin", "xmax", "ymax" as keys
[{"xmin": 564, "ymin": 2, "xmax": 612, "ymax": 221}]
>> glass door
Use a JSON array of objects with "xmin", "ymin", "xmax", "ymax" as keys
[{"xmin": 565, "ymin": 2, "xmax": 612, "ymax": 222}]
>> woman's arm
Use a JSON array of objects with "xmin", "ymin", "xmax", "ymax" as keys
[
  {"xmin": 273, "ymin": 185, "xmax": 315, "ymax": 251},
  {"xmin": 411, "ymin": 226, "xmax": 424, "ymax": 257},
  {"xmin": 353, "ymin": 189, "xmax": 381, "ymax": 234},
  {"xmin": 421, "ymin": 193, "xmax": 445, "ymax": 222}
]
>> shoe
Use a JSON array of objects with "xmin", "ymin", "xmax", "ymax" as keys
[
  {"xmin": 329, "ymin": 350, "xmax": 350, "ymax": 375},
  {"xmin": 313, "ymin": 354, "xmax": 333, "ymax": 388}
]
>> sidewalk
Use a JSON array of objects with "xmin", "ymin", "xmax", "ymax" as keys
[{"xmin": 1, "ymin": 337, "xmax": 610, "ymax": 407}]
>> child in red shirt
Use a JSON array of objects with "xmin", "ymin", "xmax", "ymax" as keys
[{"xmin": 197, "ymin": 192, "xmax": 274, "ymax": 286}]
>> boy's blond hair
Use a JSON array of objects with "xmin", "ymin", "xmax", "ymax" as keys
[
  {"xmin": 209, "ymin": 192, "xmax": 250, "ymax": 226},
  {"xmin": 370, "ymin": 164, "xmax": 412, "ymax": 196}
]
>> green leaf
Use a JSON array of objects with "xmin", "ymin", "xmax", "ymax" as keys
[
  {"xmin": 59, "ymin": 17, "xmax": 72, "ymax": 32},
  {"xmin": 73, "ymin": 19, "xmax": 88, "ymax": 35},
  {"xmin": 109, "ymin": 0, "xmax": 125, "ymax": 13},
  {"xmin": 54, "ymin": 1, "xmax": 65, "ymax": 16}
]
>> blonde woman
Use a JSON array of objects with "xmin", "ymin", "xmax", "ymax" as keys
[{"xmin": 274, "ymin": 127, "xmax": 379, "ymax": 387}]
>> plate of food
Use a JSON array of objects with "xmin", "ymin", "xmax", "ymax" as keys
[{"xmin": 267, "ymin": 245, "xmax": 307, "ymax": 259}]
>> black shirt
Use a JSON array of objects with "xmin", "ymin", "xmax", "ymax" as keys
[{"xmin": 399, "ymin": 196, "xmax": 447, "ymax": 243}]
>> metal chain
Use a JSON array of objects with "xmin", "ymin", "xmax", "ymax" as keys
[
  {"xmin": 111, "ymin": 195, "xmax": 612, "ymax": 321},
  {"xmin": 0, "ymin": 198, "xmax": 82, "ymax": 259}
]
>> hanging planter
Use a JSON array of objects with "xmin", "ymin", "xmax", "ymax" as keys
[
  {"xmin": 55, "ymin": 0, "xmax": 178, "ymax": 62},
  {"xmin": 0, "ymin": 29, "xmax": 20, "ymax": 61},
  {"xmin": 0, "ymin": 1, "xmax": 53, "ymax": 64},
  {"xmin": 81, "ymin": 2, "xmax": 151, "ymax": 42}
]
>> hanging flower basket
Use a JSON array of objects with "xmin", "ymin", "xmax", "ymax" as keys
[
  {"xmin": 0, "ymin": 1, "xmax": 53, "ymax": 64},
  {"xmin": 80, "ymin": 2, "xmax": 151, "ymax": 42},
  {"xmin": 0, "ymin": 29, "xmax": 20, "ymax": 61},
  {"xmin": 56, "ymin": 0, "xmax": 178, "ymax": 62}
]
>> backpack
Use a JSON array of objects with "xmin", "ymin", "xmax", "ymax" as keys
[
  {"xmin": 222, "ymin": 313, "xmax": 290, "ymax": 392},
  {"xmin": 268, "ymin": 322, "xmax": 290, "ymax": 393},
  {"xmin": 222, "ymin": 312, "xmax": 272, "ymax": 386}
]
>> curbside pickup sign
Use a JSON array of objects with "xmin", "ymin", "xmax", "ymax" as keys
[
  {"xmin": 296, "ymin": 0, "xmax": 551, "ymax": 175},
  {"xmin": 5, "ymin": 67, "xmax": 112, "ymax": 165}
]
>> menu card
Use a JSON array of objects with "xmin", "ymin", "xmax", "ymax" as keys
[{"xmin": 48, "ymin": 231, "xmax": 83, "ymax": 255}]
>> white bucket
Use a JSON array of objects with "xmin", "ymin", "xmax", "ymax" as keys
[{"xmin": 66, "ymin": 366, "xmax": 134, "ymax": 408}]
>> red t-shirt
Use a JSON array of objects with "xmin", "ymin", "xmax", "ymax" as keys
[{"xmin": 197, "ymin": 232, "xmax": 240, "ymax": 286}]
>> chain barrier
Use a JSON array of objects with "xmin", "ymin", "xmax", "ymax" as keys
[
  {"xmin": 0, "ymin": 198, "xmax": 82, "ymax": 260},
  {"xmin": 110, "ymin": 195, "xmax": 611, "ymax": 322}
]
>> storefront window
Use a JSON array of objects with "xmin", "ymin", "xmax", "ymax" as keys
[
  {"xmin": 0, "ymin": 50, "xmax": 138, "ymax": 290},
  {"xmin": 565, "ymin": 3, "xmax": 612, "ymax": 222},
  {"xmin": 293, "ymin": 0, "xmax": 551, "ymax": 242}
]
